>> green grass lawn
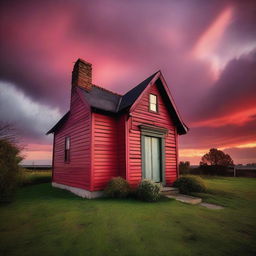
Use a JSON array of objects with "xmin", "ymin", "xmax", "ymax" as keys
[{"xmin": 0, "ymin": 177, "xmax": 255, "ymax": 256}]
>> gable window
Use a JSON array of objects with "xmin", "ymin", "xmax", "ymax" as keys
[
  {"xmin": 149, "ymin": 94, "xmax": 157, "ymax": 112},
  {"xmin": 64, "ymin": 137, "xmax": 70, "ymax": 162}
]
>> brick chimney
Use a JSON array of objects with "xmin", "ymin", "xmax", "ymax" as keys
[{"xmin": 72, "ymin": 58, "xmax": 92, "ymax": 91}]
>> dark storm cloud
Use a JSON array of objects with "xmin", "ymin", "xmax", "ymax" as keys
[
  {"xmin": 180, "ymin": 118, "xmax": 256, "ymax": 150},
  {"xmin": 0, "ymin": 0, "xmax": 74, "ymax": 110},
  {"xmin": 0, "ymin": 0, "xmax": 227, "ymax": 113},
  {"xmin": 222, "ymin": 0, "xmax": 256, "ymax": 46},
  {"xmin": 193, "ymin": 49, "xmax": 256, "ymax": 121},
  {"xmin": 0, "ymin": 0, "xmax": 254, "ymax": 112},
  {"xmin": 0, "ymin": 82, "xmax": 61, "ymax": 144}
]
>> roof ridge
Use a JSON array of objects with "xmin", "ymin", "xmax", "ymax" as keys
[{"xmin": 92, "ymin": 84, "xmax": 122, "ymax": 96}]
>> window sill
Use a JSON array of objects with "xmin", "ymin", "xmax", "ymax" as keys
[{"xmin": 148, "ymin": 110, "xmax": 160, "ymax": 115}]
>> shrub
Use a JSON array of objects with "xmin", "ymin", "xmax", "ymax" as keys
[
  {"xmin": 173, "ymin": 175, "xmax": 206, "ymax": 195},
  {"xmin": 0, "ymin": 139, "xmax": 23, "ymax": 202},
  {"xmin": 104, "ymin": 177, "xmax": 130, "ymax": 198},
  {"xmin": 136, "ymin": 179, "xmax": 161, "ymax": 202}
]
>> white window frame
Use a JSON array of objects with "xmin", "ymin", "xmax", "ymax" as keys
[
  {"xmin": 149, "ymin": 94, "xmax": 158, "ymax": 112},
  {"xmin": 64, "ymin": 136, "xmax": 70, "ymax": 163}
]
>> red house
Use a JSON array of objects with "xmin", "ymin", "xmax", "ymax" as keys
[{"xmin": 47, "ymin": 59, "xmax": 188, "ymax": 198}]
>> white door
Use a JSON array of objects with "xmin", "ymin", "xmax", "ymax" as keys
[{"xmin": 144, "ymin": 136, "xmax": 161, "ymax": 182}]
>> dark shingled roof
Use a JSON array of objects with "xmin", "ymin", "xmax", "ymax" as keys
[
  {"xmin": 77, "ymin": 72, "xmax": 158, "ymax": 113},
  {"xmin": 118, "ymin": 72, "xmax": 158, "ymax": 111},
  {"xmin": 47, "ymin": 72, "xmax": 157, "ymax": 134},
  {"xmin": 47, "ymin": 71, "xmax": 188, "ymax": 134},
  {"xmin": 78, "ymin": 85, "xmax": 121, "ymax": 113}
]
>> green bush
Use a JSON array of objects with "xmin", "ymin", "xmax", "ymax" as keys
[
  {"xmin": 104, "ymin": 177, "xmax": 130, "ymax": 198},
  {"xmin": 136, "ymin": 179, "xmax": 161, "ymax": 202},
  {"xmin": 0, "ymin": 139, "xmax": 23, "ymax": 202},
  {"xmin": 173, "ymin": 175, "xmax": 206, "ymax": 194}
]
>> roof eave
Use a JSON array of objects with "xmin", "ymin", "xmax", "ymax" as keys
[{"xmin": 177, "ymin": 124, "xmax": 189, "ymax": 135}]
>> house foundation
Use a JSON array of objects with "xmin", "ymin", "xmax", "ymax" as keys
[{"xmin": 52, "ymin": 182, "xmax": 104, "ymax": 199}]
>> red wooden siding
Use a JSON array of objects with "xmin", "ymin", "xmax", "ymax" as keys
[
  {"xmin": 53, "ymin": 90, "xmax": 91, "ymax": 190},
  {"xmin": 128, "ymin": 83, "xmax": 177, "ymax": 186},
  {"xmin": 92, "ymin": 113, "xmax": 119, "ymax": 191}
]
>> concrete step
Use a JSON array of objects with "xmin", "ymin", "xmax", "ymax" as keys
[
  {"xmin": 166, "ymin": 194, "xmax": 202, "ymax": 205},
  {"xmin": 161, "ymin": 187, "xmax": 179, "ymax": 195}
]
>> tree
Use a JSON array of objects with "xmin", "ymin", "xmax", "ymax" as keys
[
  {"xmin": 0, "ymin": 122, "xmax": 24, "ymax": 151},
  {"xmin": 0, "ymin": 139, "xmax": 23, "ymax": 202},
  {"xmin": 0, "ymin": 122, "xmax": 23, "ymax": 202},
  {"xmin": 0, "ymin": 122, "xmax": 18, "ymax": 144},
  {"xmin": 200, "ymin": 148, "xmax": 234, "ymax": 167}
]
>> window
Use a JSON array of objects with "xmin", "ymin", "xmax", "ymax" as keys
[
  {"xmin": 149, "ymin": 94, "xmax": 157, "ymax": 112},
  {"xmin": 64, "ymin": 137, "xmax": 70, "ymax": 162}
]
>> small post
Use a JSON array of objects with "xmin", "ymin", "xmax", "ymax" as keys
[{"xmin": 234, "ymin": 166, "xmax": 236, "ymax": 177}]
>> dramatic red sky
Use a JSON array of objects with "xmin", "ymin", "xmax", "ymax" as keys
[{"xmin": 0, "ymin": 0, "xmax": 255, "ymax": 165}]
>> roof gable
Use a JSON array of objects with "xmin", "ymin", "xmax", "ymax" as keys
[
  {"xmin": 118, "ymin": 72, "xmax": 158, "ymax": 112},
  {"xmin": 127, "ymin": 72, "xmax": 188, "ymax": 134}
]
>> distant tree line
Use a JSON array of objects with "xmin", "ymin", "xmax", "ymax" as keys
[
  {"xmin": 245, "ymin": 163, "xmax": 256, "ymax": 167},
  {"xmin": 180, "ymin": 148, "xmax": 256, "ymax": 177}
]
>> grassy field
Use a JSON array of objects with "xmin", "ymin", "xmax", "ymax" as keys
[
  {"xmin": 0, "ymin": 177, "xmax": 255, "ymax": 256},
  {"xmin": 21, "ymin": 170, "xmax": 52, "ymax": 186}
]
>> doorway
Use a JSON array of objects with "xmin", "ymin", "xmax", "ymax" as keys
[{"xmin": 143, "ymin": 136, "xmax": 162, "ymax": 182}]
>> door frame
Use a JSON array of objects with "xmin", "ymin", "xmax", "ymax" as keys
[{"xmin": 140, "ymin": 125, "xmax": 167, "ymax": 185}]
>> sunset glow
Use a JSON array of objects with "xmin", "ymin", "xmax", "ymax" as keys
[
  {"xmin": 21, "ymin": 144, "xmax": 53, "ymax": 164},
  {"xmin": 0, "ymin": 1, "xmax": 255, "ymax": 165},
  {"xmin": 191, "ymin": 108, "xmax": 256, "ymax": 128},
  {"xmin": 235, "ymin": 143, "xmax": 256, "ymax": 149}
]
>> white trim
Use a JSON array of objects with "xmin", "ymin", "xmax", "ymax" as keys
[{"xmin": 52, "ymin": 182, "xmax": 104, "ymax": 199}]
